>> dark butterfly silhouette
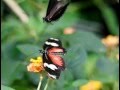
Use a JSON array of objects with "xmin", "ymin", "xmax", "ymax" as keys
[
  {"xmin": 40, "ymin": 38, "xmax": 66, "ymax": 79},
  {"xmin": 43, "ymin": 0, "xmax": 70, "ymax": 23}
]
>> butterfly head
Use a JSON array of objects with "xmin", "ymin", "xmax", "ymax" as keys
[{"xmin": 43, "ymin": 17, "xmax": 52, "ymax": 23}]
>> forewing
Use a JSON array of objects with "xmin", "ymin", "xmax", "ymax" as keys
[
  {"xmin": 46, "ymin": 0, "xmax": 57, "ymax": 16},
  {"xmin": 48, "ymin": 47, "xmax": 65, "ymax": 70},
  {"xmin": 50, "ymin": 2, "xmax": 69, "ymax": 21},
  {"xmin": 45, "ymin": 1, "xmax": 69, "ymax": 21}
]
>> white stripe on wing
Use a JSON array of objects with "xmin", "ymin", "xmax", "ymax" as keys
[
  {"xmin": 44, "ymin": 63, "xmax": 58, "ymax": 70},
  {"xmin": 50, "ymin": 38, "xmax": 59, "ymax": 41},
  {"xmin": 45, "ymin": 41, "xmax": 59, "ymax": 46},
  {"xmin": 48, "ymin": 73, "xmax": 56, "ymax": 79}
]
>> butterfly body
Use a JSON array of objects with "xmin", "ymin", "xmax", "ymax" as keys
[
  {"xmin": 43, "ymin": 0, "xmax": 70, "ymax": 23},
  {"xmin": 41, "ymin": 38, "xmax": 66, "ymax": 79}
]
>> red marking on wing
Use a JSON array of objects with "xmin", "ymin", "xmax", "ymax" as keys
[{"xmin": 48, "ymin": 47, "xmax": 65, "ymax": 68}]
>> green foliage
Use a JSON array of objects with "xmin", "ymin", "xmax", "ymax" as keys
[
  {"xmin": 1, "ymin": 0, "xmax": 119, "ymax": 90},
  {"xmin": 17, "ymin": 44, "xmax": 40, "ymax": 57},
  {"xmin": 93, "ymin": 0, "xmax": 119, "ymax": 35},
  {"xmin": 1, "ymin": 85, "xmax": 15, "ymax": 90},
  {"xmin": 62, "ymin": 30, "xmax": 106, "ymax": 53}
]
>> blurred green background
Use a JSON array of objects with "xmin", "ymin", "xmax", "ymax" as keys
[{"xmin": 1, "ymin": 0, "xmax": 119, "ymax": 90}]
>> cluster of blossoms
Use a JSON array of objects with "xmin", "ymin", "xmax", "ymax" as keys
[
  {"xmin": 80, "ymin": 80, "xmax": 102, "ymax": 90},
  {"xmin": 102, "ymin": 35, "xmax": 119, "ymax": 48},
  {"xmin": 27, "ymin": 57, "xmax": 44, "ymax": 73},
  {"xmin": 101, "ymin": 35, "xmax": 119, "ymax": 60}
]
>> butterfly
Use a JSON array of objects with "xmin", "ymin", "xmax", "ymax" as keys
[
  {"xmin": 43, "ymin": 0, "xmax": 70, "ymax": 23},
  {"xmin": 40, "ymin": 38, "xmax": 66, "ymax": 79}
]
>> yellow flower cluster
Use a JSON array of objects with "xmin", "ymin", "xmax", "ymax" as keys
[
  {"xmin": 80, "ymin": 80, "xmax": 102, "ymax": 90},
  {"xmin": 27, "ymin": 57, "xmax": 44, "ymax": 73},
  {"xmin": 102, "ymin": 35, "xmax": 119, "ymax": 48}
]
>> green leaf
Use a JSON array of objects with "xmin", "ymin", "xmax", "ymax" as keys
[
  {"xmin": 1, "ymin": 48, "xmax": 26, "ymax": 85},
  {"xmin": 72, "ymin": 79, "xmax": 88, "ymax": 87},
  {"xmin": 96, "ymin": 57, "xmax": 119, "ymax": 79},
  {"xmin": 63, "ymin": 30, "xmax": 106, "ymax": 53},
  {"xmin": 91, "ymin": 57, "xmax": 119, "ymax": 83},
  {"xmin": 85, "ymin": 54, "xmax": 100, "ymax": 77},
  {"xmin": 1, "ymin": 56, "xmax": 24, "ymax": 85},
  {"xmin": 94, "ymin": 0, "xmax": 119, "ymax": 35},
  {"xmin": 100, "ymin": 5, "xmax": 118, "ymax": 35},
  {"xmin": 27, "ymin": 73, "xmax": 40, "ymax": 85},
  {"xmin": 17, "ymin": 44, "xmax": 41, "ymax": 57},
  {"xmin": 1, "ymin": 85, "xmax": 15, "ymax": 90},
  {"xmin": 64, "ymin": 46, "xmax": 87, "ymax": 79}
]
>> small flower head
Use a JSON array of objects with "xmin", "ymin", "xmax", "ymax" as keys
[
  {"xmin": 27, "ymin": 57, "xmax": 44, "ymax": 73},
  {"xmin": 102, "ymin": 35, "xmax": 119, "ymax": 48},
  {"xmin": 63, "ymin": 27, "xmax": 75, "ymax": 35},
  {"xmin": 80, "ymin": 80, "xmax": 102, "ymax": 90}
]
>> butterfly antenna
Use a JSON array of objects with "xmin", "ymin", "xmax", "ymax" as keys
[{"xmin": 39, "ymin": 50, "xmax": 44, "ymax": 54}]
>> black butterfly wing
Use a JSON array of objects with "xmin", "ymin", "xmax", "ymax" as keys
[
  {"xmin": 43, "ymin": 38, "xmax": 62, "ymax": 50},
  {"xmin": 42, "ymin": 52, "xmax": 61, "ymax": 79},
  {"xmin": 44, "ymin": 0, "xmax": 70, "ymax": 22},
  {"xmin": 49, "ymin": 2, "xmax": 69, "ymax": 21},
  {"xmin": 46, "ymin": 0, "xmax": 57, "ymax": 16}
]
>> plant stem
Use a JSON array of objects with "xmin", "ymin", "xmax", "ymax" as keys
[
  {"xmin": 44, "ymin": 78, "xmax": 50, "ymax": 90},
  {"xmin": 3, "ymin": 0, "xmax": 29, "ymax": 24},
  {"xmin": 37, "ymin": 75, "xmax": 43, "ymax": 90}
]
